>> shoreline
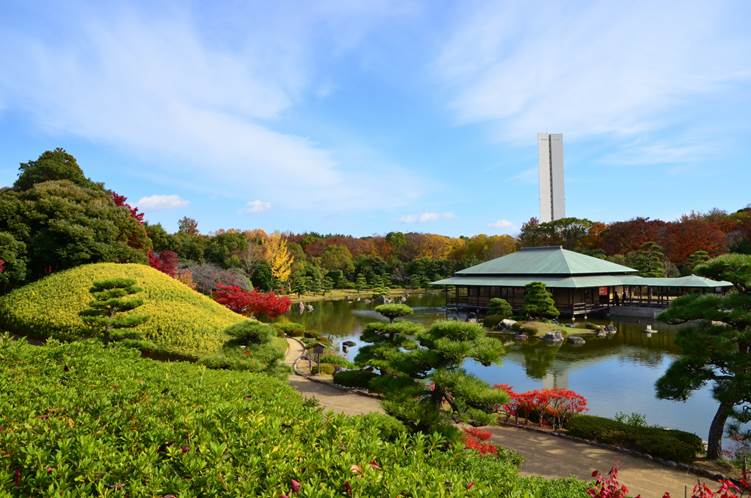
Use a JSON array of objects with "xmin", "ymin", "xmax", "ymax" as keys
[{"xmin": 285, "ymin": 288, "xmax": 437, "ymax": 304}]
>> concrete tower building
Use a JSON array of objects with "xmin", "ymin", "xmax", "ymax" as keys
[{"xmin": 538, "ymin": 133, "xmax": 565, "ymax": 222}]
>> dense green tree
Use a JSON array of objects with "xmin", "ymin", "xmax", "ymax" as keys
[
  {"xmin": 205, "ymin": 231, "xmax": 248, "ymax": 268},
  {"xmin": 291, "ymin": 274, "xmax": 308, "ymax": 297},
  {"xmin": 171, "ymin": 232, "xmax": 206, "ymax": 263},
  {"xmin": 0, "ymin": 232, "xmax": 27, "ymax": 291},
  {"xmin": 14, "ymin": 148, "xmax": 94, "ymax": 191},
  {"xmin": 354, "ymin": 321, "xmax": 422, "ymax": 378},
  {"xmin": 375, "ymin": 303, "xmax": 413, "ymax": 322},
  {"xmin": 250, "ymin": 260, "xmax": 273, "ymax": 291},
  {"xmin": 657, "ymin": 254, "xmax": 751, "ymax": 459},
  {"xmin": 80, "ymin": 278, "xmax": 148, "ymax": 345},
  {"xmin": 145, "ymin": 223, "xmax": 174, "ymax": 252},
  {"xmin": 522, "ymin": 282, "xmax": 559, "ymax": 319},
  {"xmin": 3, "ymin": 180, "xmax": 149, "ymax": 279},
  {"xmin": 626, "ymin": 241, "xmax": 667, "ymax": 277},
  {"xmin": 685, "ymin": 250, "xmax": 710, "ymax": 274},
  {"xmin": 319, "ymin": 244, "xmax": 354, "ymax": 275},
  {"xmin": 354, "ymin": 255, "xmax": 389, "ymax": 284}
]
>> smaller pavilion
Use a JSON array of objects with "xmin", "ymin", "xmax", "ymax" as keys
[{"xmin": 431, "ymin": 246, "xmax": 732, "ymax": 316}]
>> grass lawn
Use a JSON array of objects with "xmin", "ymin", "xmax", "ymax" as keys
[{"xmin": 516, "ymin": 320, "xmax": 596, "ymax": 337}]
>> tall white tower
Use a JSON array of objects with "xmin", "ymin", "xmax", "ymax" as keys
[{"xmin": 538, "ymin": 133, "xmax": 565, "ymax": 222}]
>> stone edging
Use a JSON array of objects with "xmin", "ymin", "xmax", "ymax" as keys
[
  {"xmin": 288, "ymin": 337, "xmax": 382, "ymax": 400},
  {"xmin": 495, "ymin": 420, "xmax": 731, "ymax": 483}
]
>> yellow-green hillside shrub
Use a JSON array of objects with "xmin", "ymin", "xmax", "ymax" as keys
[{"xmin": 0, "ymin": 263, "xmax": 249, "ymax": 358}]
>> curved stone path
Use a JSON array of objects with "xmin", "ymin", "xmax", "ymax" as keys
[{"xmin": 284, "ymin": 338, "xmax": 716, "ymax": 497}]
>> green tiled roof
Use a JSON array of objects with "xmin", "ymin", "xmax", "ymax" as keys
[
  {"xmin": 431, "ymin": 274, "xmax": 732, "ymax": 289},
  {"xmin": 456, "ymin": 246, "xmax": 637, "ymax": 276}
]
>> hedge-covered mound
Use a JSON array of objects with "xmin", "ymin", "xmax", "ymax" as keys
[
  {"xmin": 0, "ymin": 263, "xmax": 247, "ymax": 358},
  {"xmin": 0, "ymin": 338, "xmax": 588, "ymax": 496},
  {"xmin": 566, "ymin": 415, "xmax": 704, "ymax": 464}
]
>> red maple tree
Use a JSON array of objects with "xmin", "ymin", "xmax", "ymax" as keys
[
  {"xmin": 213, "ymin": 284, "xmax": 291, "ymax": 320},
  {"xmin": 112, "ymin": 192, "xmax": 144, "ymax": 224},
  {"xmin": 148, "ymin": 250, "xmax": 179, "ymax": 277}
]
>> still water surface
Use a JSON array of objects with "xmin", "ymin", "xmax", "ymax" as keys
[{"xmin": 291, "ymin": 293, "xmax": 717, "ymax": 440}]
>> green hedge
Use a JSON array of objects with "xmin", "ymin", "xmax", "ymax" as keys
[
  {"xmin": 333, "ymin": 368, "xmax": 377, "ymax": 389},
  {"xmin": 566, "ymin": 415, "xmax": 703, "ymax": 463},
  {"xmin": 273, "ymin": 321, "xmax": 305, "ymax": 337},
  {"xmin": 0, "ymin": 337, "xmax": 588, "ymax": 496}
]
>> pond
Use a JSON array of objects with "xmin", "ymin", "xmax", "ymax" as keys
[{"xmin": 290, "ymin": 292, "xmax": 718, "ymax": 441}]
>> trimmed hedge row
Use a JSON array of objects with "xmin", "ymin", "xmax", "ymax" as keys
[
  {"xmin": 0, "ymin": 337, "xmax": 588, "ymax": 496},
  {"xmin": 566, "ymin": 415, "xmax": 703, "ymax": 464}
]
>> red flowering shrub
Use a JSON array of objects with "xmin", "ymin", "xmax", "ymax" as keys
[
  {"xmin": 148, "ymin": 250, "xmax": 179, "ymax": 277},
  {"xmin": 213, "ymin": 284, "xmax": 291, "ymax": 320},
  {"xmin": 112, "ymin": 192, "xmax": 144, "ymax": 224},
  {"xmin": 462, "ymin": 428, "xmax": 497, "ymax": 456},
  {"xmin": 587, "ymin": 466, "xmax": 629, "ymax": 498},
  {"xmin": 0, "ymin": 259, "xmax": 5, "ymax": 273},
  {"xmin": 495, "ymin": 385, "xmax": 588, "ymax": 429}
]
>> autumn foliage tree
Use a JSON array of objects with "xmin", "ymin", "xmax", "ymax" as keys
[
  {"xmin": 266, "ymin": 233, "xmax": 293, "ymax": 288},
  {"xmin": 148, "ymin": 250, "xmax": 179, "ymax": 277},
  {"xmin": 213, "ymin": 284, "xmax": 291, "ymax": 321}
]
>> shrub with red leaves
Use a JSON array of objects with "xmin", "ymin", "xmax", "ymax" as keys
[
  {"xmin": 148, "ymin": 250, "xmax": 179, "ymax": 278},
  {"xmin": 494, "ymin": 384, "xmax": 587, "ymax": 429},
  {"xmin": 213, "ymin": 284, "xmax": 291, "ymax": 320},
  {"xmin": 0, "ymin": 259, "xmax": 5, "ymax": 273},
  {"xmin": 112, "ymin": 192, "xmax": 144, "ymax": 224},
  {"xmin": 462, "ymin": 428, "xmax": 497, "ymax": 456}
]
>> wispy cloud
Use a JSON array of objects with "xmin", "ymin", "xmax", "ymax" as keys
[
  {"xmin": 399, "ymin": 211, "xmax": 455, "ymax": 224},
  {"xmin": 488, "ymin": 218, "xmax": 514, "ymax": 229},
  {"xmin": 137, "ymin": 194, "xmax": 189, "ymax": 210},
  {"xmin": 435, "ymin": 1, "xmax": 751, "ymax": 145},
  {"xmin": 243, "ymin": 200, "xmax": 272, "ymax": 214},
  {"xmin": 0, "ymin": 3, "xmax": 423, "ymax": 212}
]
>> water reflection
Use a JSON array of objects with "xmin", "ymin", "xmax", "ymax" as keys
[{"xmin": 288, "ymin": 293, "xmax": 716, "ymax": 439}]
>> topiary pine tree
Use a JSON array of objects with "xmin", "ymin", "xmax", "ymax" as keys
[
  {"xmin": 355, "ymin": 273, "xmax": 367, "ymax": 295},
  {"xmin": 657, "ymin": 254, "xmax": 751, "ymax": 460},
  {"xmin": 522, "ymin": 282, "xmax": 559, "ymax": 319},
  {"xmin": 80, "ymin": 278, "xmax": 148, "ymax": 344},
  {"xmin": 375, "ymin": 303, "xmax": 413, "ymax": 322},
  {"xmin": 354, "ymin": 321, "xmax": 423, "ymax": 384},
  {"xmin": 378, "ymin": 321, "xmax": 506, "ymax": 437},
  {"xmin": 322, "ymin": 276, "xmax": 334, "ymax": 295}
]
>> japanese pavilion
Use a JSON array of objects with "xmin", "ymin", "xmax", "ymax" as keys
[{"xmin": 431, "ymin": 246, "xmax": 732, "ymax": 317}]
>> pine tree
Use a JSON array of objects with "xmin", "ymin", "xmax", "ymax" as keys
[
  {"xmin": 657, "ymin": 254, "xmax": 751, "ymax": 459},
  {"xmin": 322, "ymin": 276, "xmax": 334, "ymax": 295},
  {"xmin": 355, "ymin": 273, "xmax": 367, "ymax": 295},
  {"xmin": 80, "ymin": 278, "xmax": 148, "ymax": 344},
  {"xmin": 376, "ymin": 321, "xmax": 506, "ymax": 436},
  {"xmin": 685, "ymin": 250, "xmax": 710, "ymax": 274},
  {"xmin": 292, "ymin": 275, "xmax": 308, "ymax": 297},
  {"xmin": 522, "ymin": 282, "xmax": 559, "ymax": 319}
]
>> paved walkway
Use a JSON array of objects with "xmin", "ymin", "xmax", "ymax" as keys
[
  {"xmin": 284, "ymin": 338, "xmax": 716, "ymax": 497},
  {"xmin": 285, "ymin": 338, "xmax": 383, "ymax": 415}
]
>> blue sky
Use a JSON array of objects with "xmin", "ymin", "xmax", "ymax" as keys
[{"xmin": 1, "ymin": 0, "xmax": 750, "ymax": 236}]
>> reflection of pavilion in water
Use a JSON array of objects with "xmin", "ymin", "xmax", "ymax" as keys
[{"xmin": 542, "ymin": 369, "xmax": 569, "ymax": 389}]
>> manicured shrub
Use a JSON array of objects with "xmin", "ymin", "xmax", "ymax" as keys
[
  {"xmin": 273, "ymin": 321, "xmax": 305, "ymax": 337},
  {"xmin": 374, "ymin": 303, "xmax": 413, "ymax": 322},
  {"xmin": 333, "ymin": 369, "xmax": 377, "ymax": 389},
  {"xmin": 225, "ymin": 320, "xmax": 276, "ymax": 345},
  {"xmin": 522, "ymin": 282, "xmax": 560, "ymax": 319},
  {"xmin": 0, "ymin": 338, "xmax": 588, "ymax": 496},
  {"xmin": 213, "ymin": 284, "xmax": 291, "ymax": 321},
  {"xmin": 495, "ymin": 385, "xmax": 588, "ymax": 429},
  {"xmin": 483, "ymin": 314, "xmax": 507, "ymax": 329},
  {"xmin": 0, "ymin": 263, "xmax": 246, "ymax": 357},
  {"xmin": 566, "ymin": 415, "xmax": 703, "ymax": 463},
  {"xmin": 355, "ymin": 413, "xmax": 408, "ymax": 442},
  {"xmin": 487, "ymin": 298, "xmax": 512, "ymax": 319},
  {"xmin": 319, "ymin": 353, "xmax": 354, "ymax": 368}
]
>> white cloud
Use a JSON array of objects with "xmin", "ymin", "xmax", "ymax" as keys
[
  {"xmin": 137, "ymin": 194, "xmax": 189, "ymax": 210},
  {"xmin": 243, "ymin": 200, "xmax": 272, "ymax": 214},
  {"xmin": 488, "ymin": 219, "xmax": 513, "ymax": 229},
  {"xmin": 0, "ymin": 3, "xmax": 423, "ymax": 212},
  {"xmin": 435, "ymin": 2, "xmax": 751, "ymax": 143},
  {"xmin": 399, "ymin": 211, "xmax": 455, "ymax": 224}
]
